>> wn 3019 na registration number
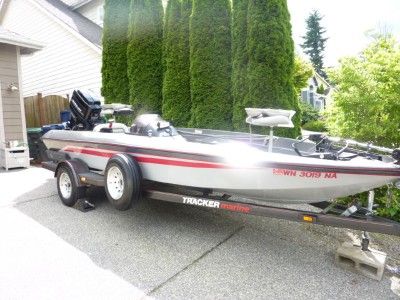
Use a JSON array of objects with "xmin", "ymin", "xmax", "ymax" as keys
[{"xmin": 273, "ymin": 168, "xmax": 337, "ymax": 179}]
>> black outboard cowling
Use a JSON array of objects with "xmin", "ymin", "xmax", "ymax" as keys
[{"xmin": 69, "ymin": 90, "xmax": 102, "ymax": 130}]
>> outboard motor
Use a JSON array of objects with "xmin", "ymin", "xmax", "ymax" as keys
[{"xmin": 69, "ymin": 90, "xmax": 102, "ymax": 130}]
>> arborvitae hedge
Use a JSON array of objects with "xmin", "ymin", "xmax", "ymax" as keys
[
  {"xmin": 232, "ymin": 0, "xmax": 248, "ymax": 131},
  {"xmin": 189, "ymin": 0, "xmax": 232, "ymax": 130},
  {"xmin": 127, "ymin": 0, "xmax": 164, "ymax": 114},
  {"xmin": 162, "ymin": 0, "xmax": 192, "ymax": 126},
  {"xmin": 101, "ymin": 0, "xmax": 130, "ymax": 104},
  {"xmin": 245, "ymin": 0, "xmax": 300, "ymax": 137}
]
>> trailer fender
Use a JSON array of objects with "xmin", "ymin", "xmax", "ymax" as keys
[
  {"xmin": 46, "ymin": 149, "xmax": 70, "ymax": 163},
  {"xmin": 55, "ymin": 159, "xmax": 90, "ymax": 187}
]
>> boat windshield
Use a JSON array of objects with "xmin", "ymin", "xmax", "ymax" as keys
[{"xmin": 130, "ymin": 114, "xmax": 179, "ymax": 137}]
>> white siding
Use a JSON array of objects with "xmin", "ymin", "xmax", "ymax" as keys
[
  {"xmin": 1, "ymin": 0, "xmax": 102, "ymax": 97},
  {"xmin": 76, "ymin": 0, "xmax": 104, "ymax": 27}
]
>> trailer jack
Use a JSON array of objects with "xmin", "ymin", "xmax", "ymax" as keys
[{"xmin": 335, "ymin": 191, "xmax": 388, "ymax": 281}]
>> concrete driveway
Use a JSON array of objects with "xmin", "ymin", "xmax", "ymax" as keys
[{"xmin": 0, "ymin": 166, "xmax": 399, "ymax": 299}]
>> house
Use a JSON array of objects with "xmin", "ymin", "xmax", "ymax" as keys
[
  {"xmin": 301, "ymin": 72, "xmax": 334, "ymax": 111},
  {"xmin": 0, "ymin": 0, "xmax": 104, "ymax": 97},
  {"xmin": 0, "ymin": 26, "xmax": 42, "ymax": 170}
]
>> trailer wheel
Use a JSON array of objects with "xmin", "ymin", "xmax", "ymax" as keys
[
  {"xmin": 56, "ymin": 165, "xmax": 80, "ymax": 207},
  {"xmin": 105, "ymin": 154, "xmax": 142, "ymax": 210}
]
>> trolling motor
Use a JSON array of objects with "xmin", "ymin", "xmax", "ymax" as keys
[{"xmin": 300, "ymin": 134, "xmax": 400, "ymax": 162}]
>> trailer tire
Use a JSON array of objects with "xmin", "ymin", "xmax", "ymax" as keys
[
  {"xmin": 105, "ymin": 154, "xmax": 142, "ymax": 211},
  {"xmin": 56, "ymin": 165, "xmax": 80, "ymax": 207}
]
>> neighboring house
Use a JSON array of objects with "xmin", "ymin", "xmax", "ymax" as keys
[
  {"xmin": 0, "ymin": 26, "xmax": 42, "ymax": 169},
  {"xmin": 301, "ymin": 72, "xmax": 334, "ymax": 111},
  {"xmin": 0, "ymin": 0, "xmax": 104, "ymax": 97}
]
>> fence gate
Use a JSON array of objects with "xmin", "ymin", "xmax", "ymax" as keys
[{"xmin": 24, "ymin": 93, "xmax": 69, "ymax": 128}]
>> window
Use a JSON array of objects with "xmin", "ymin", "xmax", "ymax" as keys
[{"xmin": 315, "ymin": 99, "xmax": 323, "ymax": 111}]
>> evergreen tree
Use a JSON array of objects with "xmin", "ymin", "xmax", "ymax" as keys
[
  {"xmin": 189, "ymin": 0, "xmax": 232, "ymax": 130},
  {"xmin": 127, "ymin": 0, "xmax": 164, "ymax": 114},
  {"xmin": 162, "ymin": 0, "xmax": 192, "ymax": 126},
  {"xmin": 301, "ymin": 10, "xmax": 328, "ymax": 78},
  {"xmin": 245, "ymin": 0, "xmax": 300, "ymax": 137},
  {"xmin": 232, "ymin": 0, "xmax": 248, "ymax": 131},
  {"xmin": 101, "ymin": 0, "xmax": 130, "ymax": 104}
]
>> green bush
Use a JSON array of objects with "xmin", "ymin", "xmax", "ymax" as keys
[
  {"xmin": 293, "ymin": 56, "xmax": 313, "ymax": 94},
  {"xmin": 101, "ymin": 0, "xmax": 130, "ymax": 104},
  {"xmin": 326, "ymin": 37, "xmax": 400, "ymax": 221},
  {"xmin": 127, "ymin": 0, "xmax": 164, "ymax": 114},
  {"xmin": 326, "ymin": 37, "xmax": 400, "ymax": 148},
  {"xmin": 231, "ymin": 0, "xmax": 248, "ymax": 131},
  {"xmin": 377, "ymin": 191, "xmax": 400, "ymax": 222},
  {"xmin": 162, "ymin": 0, "xmax": 192, "ymax": 127},
  {"xmin": 316, "ymin": 84, "xmax": 325, "ymax": 94},
  {"xmin": 189, "ymin": 0, "xmax": 233, "ymax": 130},
  {"xmin": 244, "ymin": 0, "xmax": 300, "ymax": 137},
  {"xmin": 299, "ymin": 101, "xmax": 320, "ymax": 125},
  {"xmin": 302, "ymin": 119, "xmax": 327, "ymax": 132}
]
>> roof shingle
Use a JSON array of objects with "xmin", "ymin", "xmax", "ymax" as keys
[
  {"xmin": 35, "ymin": 0, "xmax": 102, "ymax": 48},
  {"xmin": 57, "ymin": 0, "xmax": 88, "ymax": 8}
]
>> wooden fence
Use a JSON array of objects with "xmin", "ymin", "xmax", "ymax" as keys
[{"xmin": 24, "ymin": 93, "xmax": 69, "ymax": 128}]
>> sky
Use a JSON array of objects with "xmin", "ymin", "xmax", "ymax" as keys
[{"xmin": 287, "ymin": 0, "xmax": 400, "ymax": 66}]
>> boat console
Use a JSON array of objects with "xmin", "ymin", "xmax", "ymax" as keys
[{"xmin": 130, "ymin": 114, "xmax": 178, "ymax": 137}]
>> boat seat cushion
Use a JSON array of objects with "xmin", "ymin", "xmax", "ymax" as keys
[{"xmin": 245, "ymin": 108, "xmax": 295, "ymax": 128}]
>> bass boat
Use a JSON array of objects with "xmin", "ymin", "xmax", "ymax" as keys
[{"xmin": 42, "ymin": 90, "xmax": 400, "ymax": 205}]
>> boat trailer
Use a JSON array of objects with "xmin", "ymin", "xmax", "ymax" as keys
[
  {"xmin": 43, "ymin": 160, "xmax": 399, "ymax": 280},
  {"xmin": 144, "ymin": 188, "xmax": 400, "ymax": 236},
  {"xmin": 46, "ymin": 159, "xmax": 399, "ymax": 237}
]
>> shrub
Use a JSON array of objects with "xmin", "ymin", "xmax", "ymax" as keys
[
  {"xmin": 101, "ymin": 0, "xmax": 130, "ymax": 104},
  {"xmin": 127, "ymin": 0, "xmax": 164, "ymax": 114},
  {"xmin": 300, "ymin": 101, "xmax": 320, "ymax": 125},
  {"xmin": 325, "ymin": 37, "xmax": 400, "ymax": 221},
  {"xmin": 326, "ymin": 37, "xmax": 400, "ymax": 148},
  {"xmin": 244, "ymin": 0, "xmax": 300, "ymax": 137},
  {"xmin": 162, "ymin": 0, "xmax": 192, "ymax": 127},
  {"xmin": 231, "ymin": 0, "xmax": 248, "ymax": 131},
  {"xmin": 302, "ymin": 119, "xmax": 327, "ymax": 132},
  {"xmin": 189, "ymin": 0, "xmax": 232, "ymax": 130}
]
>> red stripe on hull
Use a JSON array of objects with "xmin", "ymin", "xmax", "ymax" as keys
[
  {"xmin": 63, "ymin": 146, "xmax": 227, "ymax": 169},
  {"xmin": 134, "ymin": 156, "xmax": 226, "ymax": 169}
]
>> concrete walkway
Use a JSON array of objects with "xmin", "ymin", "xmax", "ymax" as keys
[{"xmin": 0, "ymin": 168, "xmax": 147, "ymax": 299}]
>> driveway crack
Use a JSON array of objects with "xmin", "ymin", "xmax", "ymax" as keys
[{"xmin": 147, "ymin": 225, "xmax": 245, "ymax": 296}]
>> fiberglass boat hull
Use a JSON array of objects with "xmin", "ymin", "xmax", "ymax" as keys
[{"xmin": 42, "ymin": 130, "xmax": 400, "ymax": 204}]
